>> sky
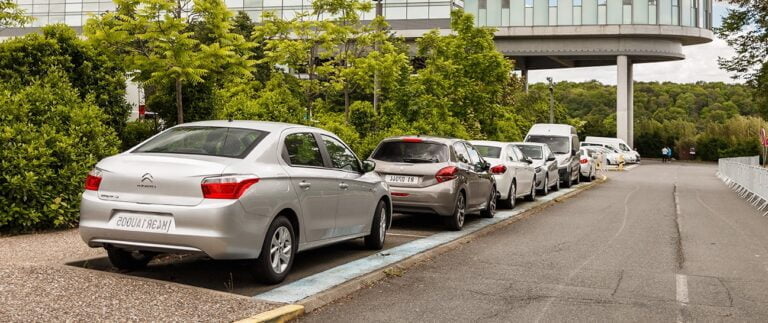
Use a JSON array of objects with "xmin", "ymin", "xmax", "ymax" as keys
[{"xmin": 528, "ymin": 1, "xmax": 740, "ymax": 85}]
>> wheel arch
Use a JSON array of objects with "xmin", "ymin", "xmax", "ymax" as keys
[{"xmin": 275, "ymin": 208, "xmax": 300, "ymax": 243}]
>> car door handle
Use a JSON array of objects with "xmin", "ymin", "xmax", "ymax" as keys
[
  {"xmin": 339, "ymin": 182, "xmax": 349, "ymax": 190},
  {"xmin": 299, "ymin": 181, "xmax": 311, "ymax": 189}
]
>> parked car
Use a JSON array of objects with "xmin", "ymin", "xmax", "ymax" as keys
[
  {"xmin": 370, "ymin": 136, "xmax": 496, "ymax": 230},
  {"xmin": 513, "ymin": 142, "xmax": 560, "ymax": 195},
  {"xmin": 79, "ymin": 121, "xmax": 391, "ymax": 284},
  {"xmin": 524, "ymin": 124, "xmax": 581, "ymax": 188},
  {"xmin": 471, "ymin": 141, "xmax": 537, "ymax": 209},
  {"xmin": 583, "ymin": 136, "xmax": 640, "ymax": 163},
  {"xmin": 578, "ymin": 147, "xmax": 597, "ymax": 182},
  {"xmin": 581, "ymin": 142, "xmax": 631, "ymax": 165}
]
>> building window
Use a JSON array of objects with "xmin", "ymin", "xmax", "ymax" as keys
[
  {"xmin": 502, "ymin": 0, "xmax": 509, "ymax": 9},
  {"xmin": 479, "ymin": 0, "xmax": 486, "ymax": 9},
  {"xmin": 573, "ymin": 0, "xmax": 582, "ymax": 5},
  {"xmin": 525, "ymin": 0, "xmax": 533, "ymax": 7},
  {"xmin": 623, "ymin": 0, "xmax": 631, "ymax": 4},
  {"xmin": 549, "ymin": 0, "xmax": 557, "ymax": 6}
]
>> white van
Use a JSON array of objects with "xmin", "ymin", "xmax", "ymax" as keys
[
  {"xmin": 582, "ymin": 136, "xmax": 640, "ymax": 163},
  {"xmin": 524, "ymin": 124, "xmax": 581, "ymax": 188}
]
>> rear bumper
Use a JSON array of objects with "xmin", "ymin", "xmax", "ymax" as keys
[
  {"xmin": 389, "ymin": 181, "xmax": 459, "ymax": 216},
  {"xmin": 78, "ymin": 191, "xmax": 270, "ymax": 260}
]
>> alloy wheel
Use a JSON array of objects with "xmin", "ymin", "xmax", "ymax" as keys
[
  {"xmin": 269, "ymin": 226, "xmax": 292, "ymax": 274},
  {"xmin": 457, "ymin": 194, "xmax": 466, "ymax": 227},
  {"xmin": 379, "ymin": 207, "xmax": 387, "ymax": 244}
]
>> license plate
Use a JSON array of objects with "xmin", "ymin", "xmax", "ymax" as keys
[
  {"xmin": 386, "ymin": 174, "xmax": 420, "ymax": 184},
  {"xmin": 109, "ymin": 213, "xmax": 175, "ymax": 233}
]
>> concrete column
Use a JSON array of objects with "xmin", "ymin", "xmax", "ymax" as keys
[
  {"xmin": 616, "ymin": 55, "xmax": 629, "ymax": 144},
  {"xmin": 520, "ymin": 58, "xmax": 529, "ymax": 93},
  {"xmin": 627, "ymin": 61, "xmax": 634, "ymax": 148}
]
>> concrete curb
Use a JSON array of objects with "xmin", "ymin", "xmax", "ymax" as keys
[
  {"xmin": 294, "ymin": 178, "xmax": 606, "ymax": 313},
  {"xmin": 234, "ymin": 304, "xmax": 304, "ymax": 323}
]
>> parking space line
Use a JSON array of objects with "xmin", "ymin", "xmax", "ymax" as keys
[
  {"xmin": 253, "ymin": 185, "xmax": 586, "ymax": 304},
  {"xmin": 387, "ymin": 233, "xmax": 431, "ymax": 239}
]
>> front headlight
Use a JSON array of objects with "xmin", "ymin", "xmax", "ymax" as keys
[{"xmin": 535, "ymin": 166, "xmax": 543, "ymax": 172}]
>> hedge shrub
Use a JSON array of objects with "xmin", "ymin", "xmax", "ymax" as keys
[{"xmin": 0, "ymin": 73, "xmax": 120, "ymax": 233}]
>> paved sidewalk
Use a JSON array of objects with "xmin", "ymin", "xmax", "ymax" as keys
[{"xmin": 0, "ymin": 230, "xmax": 277, "ymax": 322}]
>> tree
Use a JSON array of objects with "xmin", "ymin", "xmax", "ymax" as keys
[
  {"xmin": 0, "ymin": 24, "xmax": 131, "ymax": 133},
  {"xmin": 0, "ymin": 0, "xmax": 32, "ymax": 29},
  {"xmin": 85, "ymin": 0, "xmax": 254, "ymax": 125},
  {"xmin": 0, "ymin": 72, "xmax": 120, "ymax": 232}
]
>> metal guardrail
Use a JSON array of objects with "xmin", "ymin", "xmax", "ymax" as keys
[{"xmin": 717, "ymin": 156, "xmax": 767, "ymax": 215}]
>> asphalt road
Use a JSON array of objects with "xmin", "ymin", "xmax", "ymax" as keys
[{"xmin": 302, "ymin": 160, "xmax": 768, "ymax": 322}]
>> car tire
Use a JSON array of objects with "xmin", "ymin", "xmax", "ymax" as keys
[
  {"xmin": 445, "ymin": 191, "xmax": 466, "ymax": 231},
  {"xmin": 525, "ymin": 179, "xmax": 536, "ymax": 201},
  {"xmin": 254, "ymin": 215, "xmax": 296, "ymax": 284},
  {"xmin": 573, "ymin": 169, "xmax": 581, "ymax": 185},
  {"xmin": 106, "ymin": 247, "xmax": 156, "ymax": 270},
  {"xmin": 585, "ymin": 169, "xmax": 593, "ymax": 182},
  {"xmin": 540, "ymin": 175, "xmax": 549, "ymax": 195},
  {"xmin": 364, "ymin": 200, "xmax": 388, "ymax": 250},
  {"xmin": 499, "ymin": 182, "xmax": 516, "ymax": 209},
  {"xmin": 480, "ymin": 187, "xmax": 497, "ymax": 218},
  {"xmin": 562, "ymin": 167, "xmax": 572, "ymax": 188}
]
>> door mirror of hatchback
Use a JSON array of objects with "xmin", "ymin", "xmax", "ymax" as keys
[
  {"xmin": 525, "ymin": 157, "xmax": 534, "ymax": 164},
  {"xmin": 547, "ymin": 156, "xmax": 556, "ymax": 162},
  {"xmin": 361, "ymin": 160, "xmax": 376, "ymax": 173}
]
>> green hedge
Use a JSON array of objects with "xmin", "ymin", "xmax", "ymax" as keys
[{"xmin": 0, "ymin": 73, "xmax": 120, "ymax": 233}]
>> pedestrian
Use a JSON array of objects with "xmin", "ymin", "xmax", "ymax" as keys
[
  {"xmin": 668, "ymin": 146, "xmax": 673, "ymax": 162},
  {"xmin": 661, "ymin": 146, "xmax": 669, "ymax": 163}
]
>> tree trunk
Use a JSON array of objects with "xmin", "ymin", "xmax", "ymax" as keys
[
  {"xmin": 176, "ymin": 78, "xmax": 184, "ymax": 124},
  {"xmin": 344, "ymin": 85, "xmax": 350, "ymax": 121}
]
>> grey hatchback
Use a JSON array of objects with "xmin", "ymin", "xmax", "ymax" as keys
[{"xmin": 369, "ymin": 136, "xmax": 496, "ymax": 230}]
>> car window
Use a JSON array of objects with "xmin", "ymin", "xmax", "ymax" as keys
[
  {"xmin": 371, "ymin": 141, "xmax": 448, "ymax": 163},
  {"xmin": 526, "ymin": 135, "xmax": 570, "ymax": 154},
  {"xmin": 464, "ymin": 143, "xmax": 482, "ymax": 165},
  {"xmin": 453, "ymin": 142, "xmax": 470, "ymax": 164},
  {"xmin": 619, "ymin": 143, "xmax": 630, "ymax": 151},
  {"xmin": 284, "ymin": 133, "xmax": 324, "ymax": 167},
  {"xmin": 474, "ymin": 145, "xmax": 502, "ymax": 159},
  {"xmin": 517, "ymin": 145, "xmax": 543, "ymax": 159},
  {"xmin": 134, "ymin": 126, "xmax": 267, "ymax": 158},
  {"xmin": 513, "ymin": 147, "xmax": 529, "ymax": 161},
  {"xmin": 322, "ymin": 135, "xmax": 361, "ymax": 172}
]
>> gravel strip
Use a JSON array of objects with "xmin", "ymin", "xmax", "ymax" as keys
[
  {"xmin": 0, "ymin": 230, "xmax": 279, "ymax": 322},
  {"xmin": 0, "ymin": 229, "xmax": 104, "ymax": 265},
  {"xmin": 0, "ymin": 264, "xmax": 276, "ymax": 322}
]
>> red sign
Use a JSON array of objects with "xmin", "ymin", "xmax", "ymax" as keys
[{"xmin": 139, "ymin": 104, "xmax": 146, "ymax": 117}]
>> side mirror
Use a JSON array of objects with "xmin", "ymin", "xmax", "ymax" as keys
[
  {"xmin": 362, "ymin": 160, "xmax": 376, "ymax": 173},
  {"xmin": 547, "ymin": 156, "xmax": 556, "ymax": 162},
  {"xmin": 479, "ymin": 162, "xmax": 491, "ymax": 172},
  {"xmin": 525, "ymin": 157, "xmax": 534, "ymax": 164},
  {"xmin": 572, "ymin": 149, "xmax": 578, "ymax": 156}
]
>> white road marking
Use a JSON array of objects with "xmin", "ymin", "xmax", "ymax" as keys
[
  {"xmin": 387, "ymin": 232, "xmax": 430, "ymax": 239},
  {"xmin": 676, "ymin": 274, "xmax": 689, "ymax": 304}
]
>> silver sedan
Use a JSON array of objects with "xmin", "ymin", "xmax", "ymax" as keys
[{"xmin": 79, "ymin": 121, "xmax": 391, "ymax": 284}]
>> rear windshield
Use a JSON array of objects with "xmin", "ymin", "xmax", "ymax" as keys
[
  {"xmin": 526, "ymin": 135, "xmax": 570, "ymax": 154},
  {"xmin": 371, "ymin": 141, "xmax": 448, "ymax": 163},
  {"xmin": 517, "ymin": 145, "xmax": 543, "ymax": 159},
  {"xmin": 133, "ymin": 126, "xmax": 268, "ymax": 158},
  {"xmin": 474, "ymin": 145, "xmax": 501, "ymax": 159}
]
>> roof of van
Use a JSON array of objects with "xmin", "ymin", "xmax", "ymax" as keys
[
  {"xmin": 584, "ymin": 136, "xmax": 626, "ymax": 143},
  {"xmin": 526, "ymin": 123, "xmax": 577, "ymax": 136}
]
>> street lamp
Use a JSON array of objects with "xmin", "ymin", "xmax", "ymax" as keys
[{"xmin": 547, "ymin": 76, "xmax": 554, "ymax": 123}]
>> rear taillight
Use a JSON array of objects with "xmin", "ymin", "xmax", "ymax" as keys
[
  {"xmin": 84, "ymin": 168, "xmax": 102, "ymax": 191},
  {"xmin": 436, "ymin": 166, "xmax": 458, "ymax": 183},
  {"xmin": 490, "ymin": 165, "xmax": 507, "ymax": 174},
  {"xmin": 580, "ymin": 158, "xmax": 588, "ymax": 164},
  {"xmin": 402, "ymin": 138, "xmax": 423, "ymax": 143},
  {"xmin": 201, "ymin": 175, "xmax": 260, "ymax": 199},
  {"xmin": 391, "ymin": 192, "xmax": 409, "ymax": 197}
]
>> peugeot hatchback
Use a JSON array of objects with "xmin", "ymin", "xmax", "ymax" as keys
[{"xmin": 369, "ymin": 136, "xmax": 496, "ymax": 230}]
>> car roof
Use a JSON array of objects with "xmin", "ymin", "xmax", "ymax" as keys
[
  {"xmin": 512, "ymin": 142, "xmax": 547, "ymax": 148},
  {"xmin": 175, "ymin": 120, "xmax": 326, "ymax": 134},
  {"xmin": 382, "ymin": 135, "xmax": 461, "ymax": 145},
  {"xmin": 469, "ymin": 140, "xmax": 510, "ymax": 148}
]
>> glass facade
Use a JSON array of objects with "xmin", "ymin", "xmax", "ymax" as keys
[
  {"xmin": 15, "ymin": 0, "xmax": 709, "ymax": 29},
  {"xmin": 464, "ymin": 0, "xmax": 711, "ymax": 28},
  {"xmin": 17, "ymin": 0, "xmax": 454, "ymax": 27}
]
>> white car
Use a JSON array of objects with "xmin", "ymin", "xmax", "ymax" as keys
[
  {"xmin": 471, "ymin": 141, "xmax": 537, "ymax": 209},
  {"xmin": 513, "ymin": 142, "xmax": 560, "ymax": 195},
  {"xmin": 581, "ymin": 143, "xmax": 631, "ymax": 165},
  {"xmin": 578, "ymin": 147, "xmax": 597, "ymax": 181}
]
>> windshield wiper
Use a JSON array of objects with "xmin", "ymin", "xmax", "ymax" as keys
[{"xmin": 402, "ymin": 158, "xmax": 437, "ymax": 163}]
